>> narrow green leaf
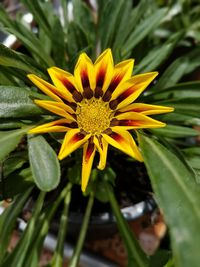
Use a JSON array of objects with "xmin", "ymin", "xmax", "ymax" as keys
[
  {"xmin": 146, "ymin": 82, "xmax": 200, "ymax": 101},
  {"xmin": 52, "ymin": 17, "xmax": 65, "ymax": 68},
  {"xmin": 0, "ymin": 86, "xmax": 44, "ymax": 118},
  {"xmin": 0, "ymin": 191, "xmax": 46, "ymax": 267},
  {"xmin": 28, "ymin": 135, "xmax": 61, "ymax": 191},
  {"xmin": 121, "ymin": 8, "xmax": 167, "ymax": 57},
  {"xmin": 0, "ymin": 44, "xmax": 46, "ymax": 77},
  {"xmin": 153, "ymin": 48, "xmax": 200, "ymax": 90},
  {"xmin": 0, "ymin": 188, "xmax": 32, "ymax": 262},
  {"xmin": 21, "ymin": 0, "xmax": 51, "ymax": 37},
  {"xmin": 150, "ymin": 125, "xmax": 199, "ymax": 138},
  {"xmin": 105, "ymin": 182, "xmax": 149, "ymax": 267},
  {"xmin": 139, "ymin": 133, "xmax": 200, "ymax": 267}
]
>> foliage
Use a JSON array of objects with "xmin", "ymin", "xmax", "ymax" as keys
[{"xmin": 0, "ymin": 0, "xmax": 200, "ymax": 267}]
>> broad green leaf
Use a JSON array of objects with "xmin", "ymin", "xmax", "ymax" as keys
[
  {"xmin": 150, "ymin": 125, "xmax": 199, "ymax": 138},
  {"xmin": 0, "ymin": 86, "xmax": 44, "ymax": 118},
  {"xmin": 139, "ymin": 133, "xmax": 200, "ymax": 267},
  {"xmin": 0, "ymin": 128, "xmax": 28, "ymax": 161},
  {"xmin": 0, "ymin": 188, "xmax": 32, "ymax": 262},
  {"xmin": 121, "ymin": 8, "xmax": 167, "ymax": 57},
  {"xmin": 3, "ymin": 153, "xmax": 27, "ymax": 177},
  {"xmin": 28, "ymin": 135, "xmax": 61, "ymax": 191}
]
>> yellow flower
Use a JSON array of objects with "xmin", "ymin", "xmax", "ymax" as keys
[{"xmin": 28, "ymin": 49, "xmax": 174, "ymax": 191}]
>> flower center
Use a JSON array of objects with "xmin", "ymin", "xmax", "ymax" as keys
[{"xmin": 76, "ymin": 98, "xmax": 113, "ymax": 134}]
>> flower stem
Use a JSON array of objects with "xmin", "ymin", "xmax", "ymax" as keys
[
  {"xmin": 105, "ymin": 182, "xmax": 149, "ymax": 267},
  {"xmin": 68, "ymin": 192, "xmax": 94, "ymax": 267}
]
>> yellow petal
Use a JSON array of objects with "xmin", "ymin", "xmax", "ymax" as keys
[
  {"xmin": 93, "ymin": 135, "xmax": 108, "ymax": 170},
  {"xmin": 110, "ymin": 72, "xmax": 158, "ymax": 110},
  {"xmin": 28, "ymin": 119, "xmax": 74, "ymax": 134},
  {"xmin": 103, "ymin": 59, "xmax": 134, "ymax": 101},
  {"xmin": 114, "ymin": 111, "xmax": 166, "ymax": 129},
  {"xmin": 94, "ymin": 49, "xmax": 114, "ymax": 95},
  {"xmin": 34, "ymin": 100, "xmax": 75, "ymax": 120},
  {"xmin": 58, "ymin": 129, "xmax": 91, "ymax": 160},
  {"xmin": 74, "ymin": 53, "xmax": 96, "ymax": 94},
  {"xmin": 102, "ymin": 129, "xmax": 143, "ymax": 162},
  {"xmin": 81, "ymin": 141, "xmax": 96, "ymax": 192},
  {"xmin": 27, "ymin": 74, "xmax": 63, "ymax": 102},
  {"xmin": 119, "ymin": 103, "xmax": 174, "ymax": 115},
  {"xmin": 48, "ymin": 67, "xmax": 83, "ymax": 103}
]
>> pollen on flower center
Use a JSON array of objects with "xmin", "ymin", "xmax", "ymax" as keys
[{"xmin": 76, "ymin": 98, "xmax": 113, "ymax": 134}]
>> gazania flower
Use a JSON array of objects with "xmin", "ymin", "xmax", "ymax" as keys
[{"xmin": 28, "ymin": 49, "xmax": 174, "ymax": 191}]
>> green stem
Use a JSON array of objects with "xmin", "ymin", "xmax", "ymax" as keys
[
  {"xmin": 105, "ymin": 182, "xmax": 149, "ymax": 267},
  {"xmin": 68, "ymin": 192, "xmax": 94, "ymax": 267},
  {"xmin": 52, "ymin": 184, "xmax": 72, "ymax": 267}
]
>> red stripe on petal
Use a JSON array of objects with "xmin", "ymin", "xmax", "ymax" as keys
[
  {"xmin": 119, "ymin": 120, "xmax": 141, "ymax": 127},
  {"xmin": 117, "ymin": 87, "xmax": 135, "ymax": 102},
  {"xmin": 81, "ymin": 69, "xmax": 90, "ymax": 88},
  {"xmin": 103, "ymin": 75, "xmax": 122, "ymax": 101},
  {"xmin": 69, "ymin": 132, "xmax": 86, "ymax": 144},
  {"xmin": 96, "ymin": 67, "xmax": 105, "ymax": 87},
  {"xmin": 85, "ymin": 143, "xmax": 95, "ymax": 162},
  {"xmin": 110, "ymin": 132, "xmax": 124, "ymax": 143},
  {"xmin": 60, "ymin": 77, "xmax": 76, "ymax": 94}
]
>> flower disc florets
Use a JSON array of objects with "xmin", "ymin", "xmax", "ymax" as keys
[{"xmin": 76, "ymin": 98, "xmax": 112, "ymax": 135}]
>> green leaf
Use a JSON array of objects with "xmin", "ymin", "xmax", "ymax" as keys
[
  {"xmin": 51, "ymin": 17, "xmax": 65, "ymax": 68},
  {"xmin": 0, "ymin": 191, "xmax": 46, "ymax": 267},
  {"xmin": 150, "ymin": 125, "xmax": 199, "ymax": 138},
  {"xmin": 0, "ymin": 44, "xmax": 46, "ymax": 77},
  {"xmin": 134, "ymin": 32, "xmax": 184, "ymax": 74},
  {"xmin": 0, "ymin": 128, "xmax": 28, "ymax": 161},
  {"xmin": 21, "ymin": 0, "xmax": 51, "ymax": 37},
  {"xmin": 28, "ymin": 135, "xmax": 61, "ymax": 191},
  {"xmin": 0, "ymin": 168, "xmax": 33, "ymax": 199},
  {"xmin": 139, "ymin": 133, "xmax": 200, "ymax": 267},
  {"xmin": 155, "ymin": 98, "xmax": 200, "ymax": 117},
  {"xmin": 121, "ymin": 8, "xmax": 167, "ymax": 57},
  {"xmin": 152, "ymin": 48, "xmax": 200, "ymax": 90},
  {"xmin": 0, "ymin": 188, "xmax": 32, "ymax": 262},
  {"xmin": 98, "ymin": 0, "xmax": 124, "ymax": 51},
  {"xmin": 0, "ymin": 86, "xmax": 44, "ymax": 118},
  {"xmin": 146, "ymin": 82, "xmax": 200, "ymax": 101}
]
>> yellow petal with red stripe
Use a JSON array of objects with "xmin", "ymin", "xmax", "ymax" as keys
[
  {"xmin": 103, "ymin": 59, "xmax": 134, "ymax": 101},
  {"xmin": 82, "ymin": 141, "xmax": 96, "ymax": 192},
  {"xmin": 28, "ymin": 119, "xmax": 74, "ymax": 134},
  {"xmin": 27, "ymin": 74, "xmax": 63, "ymax": 102},
  {"xmin": 110, "ymin": 72, "xmax": 158, "ymax": 110},
  {"xmin": 94, "ymin": 49, "xmax": 114, "ymax": 94},
  {"xmin": 48, "ymin": 67, "xmax": 82, "ymax": 102},
  {"xmin": 34, "ymin": 100, "xmax": 75, "ymax": 120},
  {"xmin": 74, "ymin": 53, "xmax": 96, "ymax": 93},
  {"xmin": 94, "ymin": 135, "xmax": 108, "ymax": 170},
  {"xmin": 118, "ymin": 103, "xmax": 174, "ymax": 115},
  {"xmin": 114, "ymin": 111, "xmax": 166, "ymax": 130},
  {"xmin": 58, "ymin": 129, "xmax": 91, "ymax": 160},
  {"xmin": 102, "ymin": 129, "xmax": 143, "ymax": 162}
]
